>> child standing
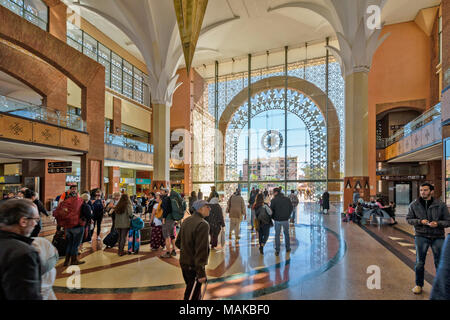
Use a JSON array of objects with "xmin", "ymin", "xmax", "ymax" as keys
[
  {"xmin": 343, "ymin": 203, "xmax": 355, "ymax": 223},
  {"xmin": 128, "ymin": 214, "xmax": 144, "ymax": 254}
]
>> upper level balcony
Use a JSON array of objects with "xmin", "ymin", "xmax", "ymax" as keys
[
  {"xmin": 0, "ymin": 95, "xmax": 89, "ymax": 152},
  {"xmin": 104, "ymin": 132, "xmax": 153, "ymax": 154},
  {"xmin": 0, "ymin": 0, "xmax": 48, "ymax": 31},
  {"xmin": 104, "ymin": 132, "xmax": 154, "ymax": 167},
  {"xmin": 377, "ymin": 103, "xmax": 442, "ymax": 162},
  {"xmin": 0, "ymin": 95, "xmax": 86, "ymax": 132}
]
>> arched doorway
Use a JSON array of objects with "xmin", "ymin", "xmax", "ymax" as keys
[{"xmin": 216, "ymin": 76, "xmax": 341, "ymax": 201}]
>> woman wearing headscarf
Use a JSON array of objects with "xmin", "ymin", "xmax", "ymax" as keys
[{"xmin": 204, "ymin": 197, "xmax": 225, "ymax": 249}]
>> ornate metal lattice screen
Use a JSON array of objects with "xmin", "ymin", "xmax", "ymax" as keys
[{"xmin": 225, "ymin": 89, "xmax": 326, "ymax": 181}]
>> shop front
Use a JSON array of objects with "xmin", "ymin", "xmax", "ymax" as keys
[
  {"xmin": 0, "ymin": 175, "xmax": 21, "ymax": 197},
  {"xmin": 136, "ymin": 178, "xmax": 151, "ymax": 196}
]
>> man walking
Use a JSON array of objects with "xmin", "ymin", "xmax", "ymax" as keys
[
  {"xmin": 406, "ymin": 183, "xmax": 450, "ymax": 294},
  {"xmin": 175, "ymin": 200, "xmax": 210, "ymax": 300},
  {"xmin": 0, "ymin": 199, "xmax": 42, "ymax": 300},
  {"xmin": 226, "ymin": 189, "xmax": 246, "ymax": 241},
  {"xmin": 289, "ymin": 190, "xmax": 299, "ymax": 224},
  {"xmin": 270, "ymin": 187, "xmax": 293, "ymax": 256},
  {"xmin": 160, "ymin": 187, "xmax": 177, "ymax": 258}
]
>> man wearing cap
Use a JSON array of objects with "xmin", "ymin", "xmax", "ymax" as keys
[{"xmin": 175, "ymin": 200, "xmax": 210, "ymax": 300}]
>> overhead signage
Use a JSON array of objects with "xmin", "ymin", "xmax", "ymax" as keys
[
  {"xmin": 66, "ymin": 175, "xmax": 80, "ymax": 183},
  {"xmin": 48, "ymin": 167, "xmax": 72, "ymax": 174},
  {"xmin": 381, "ymin": 175, "xmax": 425, "ymax": 180},
  {"xmin": 0, "ymin": 175, "xmax": 21, "ymax": 184},
  {"xmin": 48, "ymin": 161, "xmax": 72, "ymax": 168},
  {"xmin": 136, "ymin": 178, "xmax": 151, "ymax": 185},
  {"xmin": 66, "ymin": 176, "xmax": 109, "ymax": 184}
]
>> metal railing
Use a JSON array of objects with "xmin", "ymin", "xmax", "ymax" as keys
[
  {"xmin": 0, "ymin": 95, "xmax": 86, "ymax": 132},
  {"xmin": 104, "ymin": 132, "xmax": 154, "ymax": 153},
  {"xmin": 377, "ymin": 103, "xmax": 441, "ymax": 148},
  {"xmin": 1, "ymin": 0, "xmax": 48, "ymax": 31}
]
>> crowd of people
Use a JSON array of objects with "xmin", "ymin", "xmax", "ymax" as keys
[{"xmin": 1, "ymin": 182, "xmax": 450, "ymax": 300}]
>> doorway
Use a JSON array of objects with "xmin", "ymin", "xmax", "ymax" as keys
[{"xmin": 395, "ymin": 182, "xmax": 412, "ymax": 205}]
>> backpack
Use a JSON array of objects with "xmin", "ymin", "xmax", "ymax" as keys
[
  {"xmin": 155, "ymin": 202, "xmax": 163, "ymax": 219},
  {"xmin": 257, "ymin": 205, "xmax": 273, "ymax": 226},
  {"xmin": 170, "ymin": 192, "xmax": 184, "ymax": 221},
  {"xmin": 53, "ymin": 196, "xmax": 83, "ymax": 229}
]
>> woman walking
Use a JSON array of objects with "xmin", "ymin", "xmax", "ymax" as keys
[
  {"xmin": 205, "ymin": 197, "xmax": 225, "ymax": 249},
  {"xmin": 150, "ymin": 192, "xmax": 165, "ymax": 250},
  {"xmin": 254, "ymin": 193, "xmax": 273, "ymax": 255},
  {"xmin": 114, "ymin": 194, "xmax": 134, "ymax": 256}
]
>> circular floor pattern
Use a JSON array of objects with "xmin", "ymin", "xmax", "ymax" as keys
[{"xmin": 53, "ymin": 223, "xmax": 346, "ymax": 300}]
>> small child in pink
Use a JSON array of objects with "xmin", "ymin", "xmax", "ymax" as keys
[{"xmin": 343, "ymin": 203, "xmax": 355, "ymax": 223}]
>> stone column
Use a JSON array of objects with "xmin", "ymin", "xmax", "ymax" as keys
[
  {"xmin": 344, "ymin": 71, "xmax": 370, "ymax": 205},
  {"xmin": 80, "ymin": 70, "xmax": 105, "ymax": 192},
  {"xmin": 151, "ymin": 103, "xmax": 171, "ymax": 190},
  {"xmin": 108, "ymin": 166, "xmax": 120, "ymax": 195},
  {"xmin": 111, "ymin": 97, "xmax": 122, "ymax": 134}
]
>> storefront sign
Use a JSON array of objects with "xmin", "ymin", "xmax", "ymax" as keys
[
  {"xmin": 120, "ymin": 178, "xmax": 135, "ymax": 185},
  {"xmin": 48, "ymin": 161, "xmax": 72, "ymax": 168},
  {"xmin": 48, "ymin": 167, "xmax": 72, "ymax": 174},
  {"xmin": 66, "ymin": 175, "xmax": 80, "ymax": 183},
  {"xmin": 0, "ymin": 175, "xmax": 21, "ymax": 184},
  {"xmin": 66, "ymin": 176, "xmax": 109, "ymax": 184},
  {"xmin": 136, "ymin": 178, "xmax": 151, "ymax": 185}
]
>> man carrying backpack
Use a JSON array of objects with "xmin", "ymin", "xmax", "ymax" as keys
[
  {"xmin": 160, "ymin": 187, "xmax": 181, "ymax": 258},
  {"xmin": 53, "ymin": 190, "xmax": 86, "ymax": 266}
]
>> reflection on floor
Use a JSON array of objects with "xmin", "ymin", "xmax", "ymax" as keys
[{"xmin": 37, "ymin": 203, "xmax": 438, "ymax": 300}]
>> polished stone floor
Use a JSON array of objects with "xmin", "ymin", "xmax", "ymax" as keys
[{"xmin": 38, "ymin": 203, "xmax": 440, "ymax": 300}]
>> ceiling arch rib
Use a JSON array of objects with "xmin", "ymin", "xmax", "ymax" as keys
[{"xmin": 268, "ymin": 0, "xmax": 389, "ymax": 77}]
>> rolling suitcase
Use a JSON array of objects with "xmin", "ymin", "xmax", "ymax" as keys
[
  {"xmin": 103, "ymin": 229, "xmax": 119, "ymax": 248},
  {"xmin": 189, "ymin": 278, "xmax": 208, "ymax": 300}
]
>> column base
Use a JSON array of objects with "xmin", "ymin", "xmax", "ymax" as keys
[
  {"xmin": 151, "ymin": 180, "xmax": 171, "ymax": 191},
  {"xmin": 344, "ymin": 176, "xmax": 370, "ymax": 206}
]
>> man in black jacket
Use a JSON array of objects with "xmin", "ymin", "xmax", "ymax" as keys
[
  {"xmin": 160, "ymin": 187, "xmax": 176, "ymax": 258},
  {"xmin": 270, "ymin": 188, "xmax": 293, "ymax": 256},
  {"xmin": 0, "ymin": 199, "xmax": 42, "ymax": 300},
  {"xmin": 406, "ymin": 183, "xmax": 450, "ymax": 295},
  {"xmin": 175, "ymin": 200, "xmax": 210, "ymax": 300}
]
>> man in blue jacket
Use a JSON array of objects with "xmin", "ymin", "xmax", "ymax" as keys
[{"xmin": 406, "ymin": 183, "xmax": 450, "ymax": 295}]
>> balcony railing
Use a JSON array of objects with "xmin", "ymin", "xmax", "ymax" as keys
[
  {"xmin": 104, "ymin": 132, "xmax": 154, "ymax": 153},
  {"xmin": 377, "ymin": 103, "xmax": 441, "ymax": 148},
  {"xmin": 1, "ymin": 0, "xmax": 48, "ymax": 31},
  {"xmin": 0, "ymin": 95, "xmax": 86, "ymax": 132}
]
